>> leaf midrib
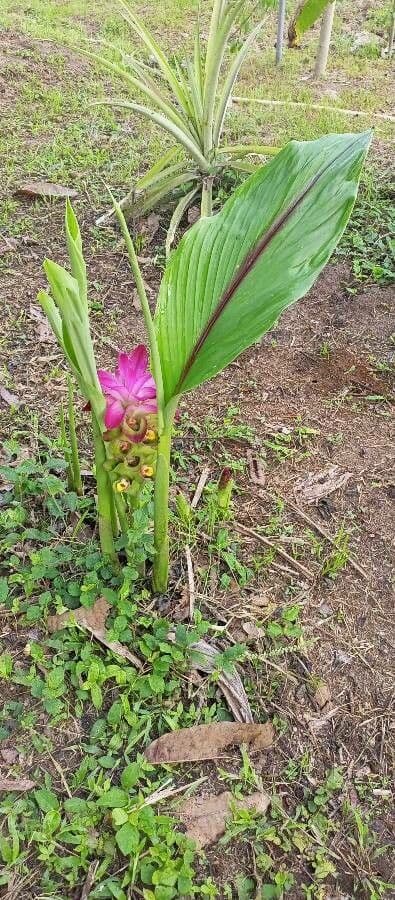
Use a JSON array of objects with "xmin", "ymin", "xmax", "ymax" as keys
[{"xmin": 174, "ymin": 139, "xmax": 357, "ymax": 395}]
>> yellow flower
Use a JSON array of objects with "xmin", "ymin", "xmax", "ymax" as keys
[
  {"xmin": 115, "ymin": 478, "xmax": 130, "ymax": 493},
  {"xmin": 141, "ymin": 465, "xmax": 154, "ymax": 478}
]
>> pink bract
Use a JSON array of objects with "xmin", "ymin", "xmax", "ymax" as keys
[{"xmin": 98, "ymin": 345, "xmax": 157, "ymax": 430}]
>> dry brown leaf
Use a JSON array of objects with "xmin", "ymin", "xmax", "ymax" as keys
[
  {"xmin": 0, "ymin": 749, "xmax": 17, "ymax": 764},
  {"xmin": 191, "ymin": 640, "xmax": 253, "ymax": 723},
  {"xmin": 0, "ymin": 384, "xmax": 20, "ymax": 407},
  {"xmin": 246, "ymin": 450, "xmax": 266, "ymax": 487},
  {"xmin": 0, "ymin": 776, "xmax": 35, "ymax": 792},
  {"xmin": 15, "ymin": 180, "xmax": 78, "ymax": 199},
  {"xmin": 249, "ymin": 594, "xmax": 271, "ymax": 608},
  {"xmin": 47, "ymin": 597, "xmax": 142, "ymax": 670},
  {"xmin": 145, "ymin": 721, "xmax": 274, "ymax": 764},
  {"xmin": 179, "ymin": 789, "xmax": 270, "ymax": 847},
  {"xmin": 312, "ymin": 680, "xmax": 331, "ymax": 709},
  {"xmin": 29, "ymin": 304, "xmax": 55, "ymax": 342},
  {"xmin": 242, "ymin": 621, "xmax": 265, "ymax": 642},
  {"xmin": 294, "ymin": 466, "xmax": 352, "ymax": 505}
]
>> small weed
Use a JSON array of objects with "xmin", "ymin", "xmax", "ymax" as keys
[
  {"xmin": 319, "ymin": 342, "xmax": 331, "ymax": 359},
  {"xmin": 321, "ymin": 525, "xmax": 350, "ymax": 579},
  {"xmin": 338, "ymin": 170, "xmax": 395, "ymax": 285},
  {"xmin": 263, "ymin": 422, "xmax": 319, "ymax": 464}
]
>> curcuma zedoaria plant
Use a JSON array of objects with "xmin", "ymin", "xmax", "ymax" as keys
[{"xmin": 39, "ymin": 131, "xmax": 371, "ymax": 590}]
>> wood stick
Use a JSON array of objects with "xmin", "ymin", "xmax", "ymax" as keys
[
  {"xmin": 235, "ymin": 522, "xmax": 314, "ymax": 581},
  {"xmin": 233, "ymin": 95, "xmax": 395, "ymax": 123},
  {"xmin": 191, "ymin": 466, "xmax": 210, "ymax": 508},
  {"xmin": 281, "ymin": 496, "xmax": 368, "ymax": 580}
]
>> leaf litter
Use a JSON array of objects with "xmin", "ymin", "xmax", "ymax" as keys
[
  {"xmin": 190, "ymin": 639, "xmax": 254, "ymax": 723},
  {"xmin": 15, "ymin": 180, "xmax": 78, "ymax": 199},
  {"xmin": 294, "ymin": 465, "xmax": 352, "ymax": 504},
  {"xmin": 145, "ymin": 721, "xmax": 274, "ymax": 764},
  {"xmin": 47, "ymin": 596, "xmax": 142, "ymax": 670},
  {"xmin": 179, "ymin": 789, "xmax": 270, "ymax": 847}
]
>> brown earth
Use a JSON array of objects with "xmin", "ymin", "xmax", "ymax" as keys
[{"xmin": 0, "ymin": 24, "xmax": 394, "ymax": 900}]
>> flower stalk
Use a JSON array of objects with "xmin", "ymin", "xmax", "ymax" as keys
[
  {"xmin": 152, "ymin": 398, "xmax": 178, "ymax": 593},
  {"xmin": 92, "ymin": 414, "xmax": 118, "ymax": 563},
  {"xmin": 67, "ymin": 375, "xmax": 83, "ymax": 496}
]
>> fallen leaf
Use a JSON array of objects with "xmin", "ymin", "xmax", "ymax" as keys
[
  {"xmin": 47, "ymin": 597, "xmax": 142, "ymax": 670},
  {"xmin": 29, "ymin": 304, "xmax": 55, "ymax": 343},
  {"xmin": 312, "ymin": 679, "xmax": 331, "ymax": 709},
  {"xmin": 145, "ymin": 721, "xmax": 274, "ymax": 764},
  {"xmin": 294, "ymin": 466, "xmax": 352, "ymax": 505},
  {"xmin": 246, "ymin": 450, "xmax": 266, "ymax": 487},
  {"xmin": 0, "ymin": 384, "xmax": 20, "ymax": 407},
  {"xmin": 179, "ymin": 789, "xmax": 270, "ymax": 847},
  {"xmin": 249, "ymin": 593, "xmax": 271, "ymax": 608},
  {"xmin": 0, "ymin": 749, "xmax": 17, "ymax": 764},
  {"xmin": 0, "ymin": 776, "xmax": 35, "ymax": 792},
  {"xmin": 15, "ymin": 180, "xmax": 78, "ymax": 199},
  {"xmin": 305, "ymin": 706, "xmax": 339, "ymax": 733},
  {"xmin": 242, "ymin": 621, "xmax": 265, "ymax": 643},
  {"xmin": 190, "ymin": 640, "xmax": 253, "ymax": 723}
]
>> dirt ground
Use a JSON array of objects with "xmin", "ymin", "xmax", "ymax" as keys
[{"xmin": 0, "ymin": 10, "xmax": 394, "ymax": 900}]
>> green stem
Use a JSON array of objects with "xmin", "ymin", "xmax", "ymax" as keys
[
  {"xmin": 152, "ymin": 400, "xmax": 178, "ymax": 593},
  {"xmin": 92, "ymin": 415, "xmax": 118, "ymax": 564},
  {"xmin": 59, "ymin": 400, "xmax": 73, "ymax": 492},
  {"xmin": 201, "ymin": 176, "xmax": 214, "ymax": 217},
  {"xmin": 114, "ymin": 490, "xmax": 129, "ymax": 537},
  {"xmin": 67, "ymin": 375, "xmax": 83, "ymax": 496}
]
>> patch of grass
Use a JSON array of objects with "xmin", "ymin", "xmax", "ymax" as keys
[{"xmin": 338, "ymin": 168, "xmax": 395, "ymax": 285}]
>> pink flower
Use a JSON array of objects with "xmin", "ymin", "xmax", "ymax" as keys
[{"xmin": 98, "ymin": 345, "xmax": 157, "ymax": 430}]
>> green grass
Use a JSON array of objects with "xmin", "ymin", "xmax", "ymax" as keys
[
  {"xmin": 0, "ymin": 2, "xmax": 394, "ymax": 896},
  {"xmin": 1, "ymin": 438, "xmax": 393, "ymax": 897}
]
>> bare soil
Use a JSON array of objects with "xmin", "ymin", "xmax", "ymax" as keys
[{"xmin": 0, "ymin": 25, "xmax": 394, "ymax": 900}]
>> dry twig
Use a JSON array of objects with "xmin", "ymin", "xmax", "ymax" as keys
[
  {"xmin": 235, "ymin": 522, "xmax": 314, "ymax": 581},
  {"xmin": 191, "ymin": 466, "xmax": 210, "ymax": 508},
  {"xmin": 281, "ymin": 495, "xmax": 368, "ymax": 580}
]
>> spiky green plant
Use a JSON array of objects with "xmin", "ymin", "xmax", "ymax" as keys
[{"xmin": 84, "ymin": 0, "xmax": 277, "ymax": 246}]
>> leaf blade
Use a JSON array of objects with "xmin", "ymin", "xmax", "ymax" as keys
[
  {"xmin": 155, "ymin": 132, "xmax": 371, "ymax": 403},
  {"xmin": 288, "ymin": 0, "xmax": 331, "ymax": 47}
]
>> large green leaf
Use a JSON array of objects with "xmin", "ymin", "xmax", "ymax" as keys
[
  {"xmin": 288, "ymin": 0, "xmax": 332, "ymax": 48},
  {"xmin": 155, "ymin": 132, "xmax": 371, "ymax": 405}
]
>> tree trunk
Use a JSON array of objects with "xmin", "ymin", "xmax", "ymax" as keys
[
  {"xmin": 314, "ymin": 1, "xmax": 336, "ymax": 78},
  {"xmin": 276, "ymin": 0, "xmax": 286, "ymax": 65}
]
